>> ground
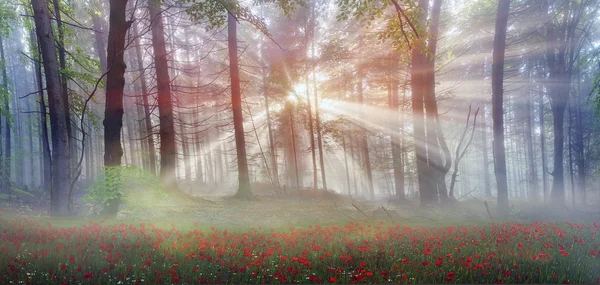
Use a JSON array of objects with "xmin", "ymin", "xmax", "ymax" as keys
[{"xmin": 2, "ymin": 189, "xmax": 600, "ymax": 284}]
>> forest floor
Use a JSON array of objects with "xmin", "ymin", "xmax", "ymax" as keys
[
  {"xmin": 4, "ymin": 185, "xmax": 600, "ymax": 231},
  {"xmin": 3, "ymin": 188, "xmax": 600, "ymax": 284}
]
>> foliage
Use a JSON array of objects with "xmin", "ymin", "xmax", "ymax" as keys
[
  {"xmin": 185, "ymin": 0, "xmax": 303, "ymax": 36},
  {"xmin": 0, "ymin": 0, "xmax": 16, "ymax": 37},
  {"xmin": 335, "ymin": 0, "xmax": 422, "ymax": 51},
  {"xmin": 83, "ymin": 166, "xmax": 166, "ymax": 210}
]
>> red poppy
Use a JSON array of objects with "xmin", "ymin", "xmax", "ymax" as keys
[{"xmin": 329, "ymin": 277, "xmax": 336, "ymax": 283}]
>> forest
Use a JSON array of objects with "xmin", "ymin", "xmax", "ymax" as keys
[{"xmin": 0, "ymin": 0, "xmax": 600, "ymax": 284}]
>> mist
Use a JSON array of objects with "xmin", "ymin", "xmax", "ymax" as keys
[{"xmin": 0, "ymin": 0, "xmax": 600, "ymax": 283}]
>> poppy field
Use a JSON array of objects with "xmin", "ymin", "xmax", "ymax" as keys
[{"xmin": 1, "ymin": 216, "xmax": 600, "ymax": 284}]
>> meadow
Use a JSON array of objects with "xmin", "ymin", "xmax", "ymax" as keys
[{"xmin": 1, "ymin": 212, "xmax": 599, "ymax": 284}]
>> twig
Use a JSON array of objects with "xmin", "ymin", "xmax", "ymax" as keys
[
  {"xmin": 352, "ymin": 203, "xmax": 370, "ymax": 219},
  {"xmin": 457, "ymin": 188, "xmax": 478, "ymax": 201},
  {"xmin": 380, "ymin": 205, "xmax": 394, "ymax": 222}
]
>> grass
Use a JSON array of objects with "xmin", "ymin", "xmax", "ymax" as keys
[{"xmin": 1, "ymin": 210, "xmax": 599, "ymax": 284}]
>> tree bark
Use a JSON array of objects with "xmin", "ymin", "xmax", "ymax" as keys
[
  {"xmin": 356, "ymin": 67, "xmax": 374, "ymax": 199},
  {"xmin": 539, "ymin": 85, "xmax": 548, "ymax": 202},
  {"xmin": 132, "ymin": 21, "xmax": 157, "ymax": 175},
  {"xmin": 0, "ymin": 35, "xmax": 9, "ymax": 192},
  {"xmin": 149, "ymin": 0, "xmax": 177, "ymax": 188},
  {"xmin": 574, "ymin": 72, "xmax": 585, "ymax": 203},
  {"xmin": 31, "ymin": 0, "xmax": 71, "ymax": 216},
  {"xmin": 0, "ymin": 35, "xmax": 11, "ymax": 191},
  {"xmin": 31, "ymin": 29, "xmax": 52, "ymax": 195},
  {"xmin": 102, "ymin": 0, "xmax": 130, "ymax": 216},
  {"xmin": 51, "ymin": 0, "xmax": 74, "ymax": 168},
  {"xmin": 228, "ymin": 13, "xmax": 251, "ymax": 198},
  {"xmin": 390, "ymin": 74, "xmax": 405, "ymax": 201},
  {"xmin": 491, "ymin": 0, "xmax": 510, "ymax": 215},
  {"xmin": 525, "ymin": 70, "xmax": 538, "ymax": 200}
]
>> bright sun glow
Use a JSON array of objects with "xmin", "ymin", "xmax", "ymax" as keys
[
  {"xmin": 287, "ymin": 93, "xmax": 298, "ymax": 103},
  {"xmin": 293, "ymin": 83, "xmax": 306, "ymax": 95}
]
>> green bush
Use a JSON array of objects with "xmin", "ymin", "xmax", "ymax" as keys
[{"xmin": 83, "ymin": 166, "xmax": 166, "ymax": 210}]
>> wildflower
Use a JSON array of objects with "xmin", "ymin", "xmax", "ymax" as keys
[
  {"xmin": 422, "ymin": 261, "xmax": 431, "ymax": 266},
  {"xmin": 329, "ymin": 277, "xmax": 336, "ymax": 283}
]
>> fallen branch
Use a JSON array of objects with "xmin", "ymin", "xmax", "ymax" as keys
[
  {"xmin": 352, "ymin": 203, "xmax": 370, "ymax": 219},
  {"xmin": 457, "ymin": 188, "xmax": 478, "ymax": 201},
  {"xmin": 380, "ymin": 205, "xmax": 394, "ymax": 222}
]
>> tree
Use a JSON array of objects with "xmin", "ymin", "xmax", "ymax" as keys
[
  {"xmin": 101, "ymin": 0, "xmax": 131, "ymax": 216},
  {"xmin": 228, "ymin": 13, "xmax": 252, "ymax": 198},
  {"xmin": 149, "ymin": 0, "xmax": 177, "ymax": 189},
  {"xmin": 31, "ymin": 0, "xmax": 71, "ymax": 216},
  {"xmin": 491, "ymin": 0, "xmax": 510, "ymax": 215}
]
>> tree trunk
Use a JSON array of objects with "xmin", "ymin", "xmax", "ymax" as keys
[
  {"xmin": 132, "ymin": 21, "xmax": 157, "ymax": 175},
  {"xmin": 0, "ymin": 35, "xmax": 9, "ymax": 192},
  {"xmin": 574, "ymin": 72, "xmax": 585, "ymax": 203},
  {"xmin": 480, "ymin": 104, "xmax": 492, "ymax": 197},
  {"xmin": 149, "ymin": 0, "xmax": 177, "ymax": 188},
  {"xmin": 410, "ymin": 0, "xmax": 433, "ymax": 207},
  {"xmin": 31, "ymin": 29, "xmax": 52, "ymax": 195},
  {"xmin": 539, "ymin": 86, "xmax": 548, "ymax": 203},
  {"xmin": 228, "ymin": 14, "xmax": 251, "ymax": 198},
  {"xmin": 390, "ymin": 77, "xmax": 405, "ymax": 201},
  {"xmin": 263, "ymin": 67, "xmax": 278, "ymax": 188},
  {"xmin": 550, "ymin": 87, "xmax": 567, "ymax": 206},
  {"xmin": 314, "ymin": 69, "xmax": 327, "ymax": 192},
  {"xmin": 568, "ymin": 98, "xmax": 575, "ymax": 207},
  {"xmin": 288, "ymin": 103, "xmax": 300, "ymax": 191},
  {"xmin": 0, "ymin": 35, "xmax": 11, "ymax": 191},
  {"xmin": 525, "ymin": 75, "xmax": 538, "ymax": 200},
  {"xmin": 31, "ymin": 0, "xmax": 71, "ymax": 216},
  {"xmin": 491, "ymin": 0, "xmax": 510, "ymax": 215},
  {"xmin": 51, "ymin": 0, "xmax": 74, "ymax": 170},
  {"xmin": 102, "ymin": 0, "xmax": 130, "ymax": 217},
  {"xmin": 342, "ymin": 134, "xmax": 351, "ymax": 196},
  {"xmin": 356, "ymin": 68, "xmax": 374, "ymax": 199}
]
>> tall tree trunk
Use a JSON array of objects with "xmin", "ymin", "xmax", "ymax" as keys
[
  {"xmin": 51, "ymin": 0, "xmax": 73, "ymax": 169},
  {"xmin": 102, "ymin": 0, "xmax": 130, "ymax": 216},
  {"xmin": 390, "ymin": 75, "xmax": 405, "ymax": 201},
  {"xmin": 132, "ymin": 21, "xmax": 156, "ymax": 175},
  {"xmin": 263, "ymin": 66, "xmax": 278, "ymax": 188},
  {"xmin": 525, "ymin": 73, "xmax": 538, "ymax": 200},
  {"xmin": 149, "ymin": 0, "xmax": 177, "ymax": 187},
  {"xmin": 31, "ymin": 0, "xmax": 71, "ymax": 216},
  {"xmin": 228, "ymin": 13, "xmax": 251, "ymax": 198},
  {"xmin": 342, "ymin": 133, "xmax": 351, "ymax": 196},
  {"xmin": 32, "ymin": 30, "xmax": 52, "ymax": 195},
  {"xmin": 423, "ymin": 0, "xmax": 450, "ymax": 203},
  {"xmin": 568, "ymin": 98, "xmax": 575, "ymax": 207},
  {"xmin": 574, "ymin": 72, "xmax": 585, "ymax": 203},
  {"xmin": 0, "ymin": 35, "xmax": 10, "ymax": 191},
  {"xmin": 357, "ymin": 67, "xmax": 374, "ymax": 199},
  {"xmin": 491, "ymin": 0, "xmax": 510, "ymax": 215},
  {"xmin": 193, "ymin": 102, "xmax": 203, "ymax": 183},
  {"xmin": 539, "ymin": 85, "xmax": 548, "ymax": 202},
  {"xmin": 481, "ymin": 104, "xmax": 492, "ymax": 197},
  {"xmin": 289, "ymin": 103, "xmax": 301, "ymax": 191},
  {"xmin": 411, "ymin": 0, "xmax": 433, "ymax": 207},
  {"xmin": 313, "ymin": 68, "xmax": 327, "ymax": 192},
  {"xmin": 549, "ymin": 86, "xmax": 567, "ymax": 205},
  {"xmin": 304, "ymin": 24, "xmax": 318, "ymax": 191},
  {"xmin": 306, "ymin": 74, "xmax": 318, "ymax": 190}
]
